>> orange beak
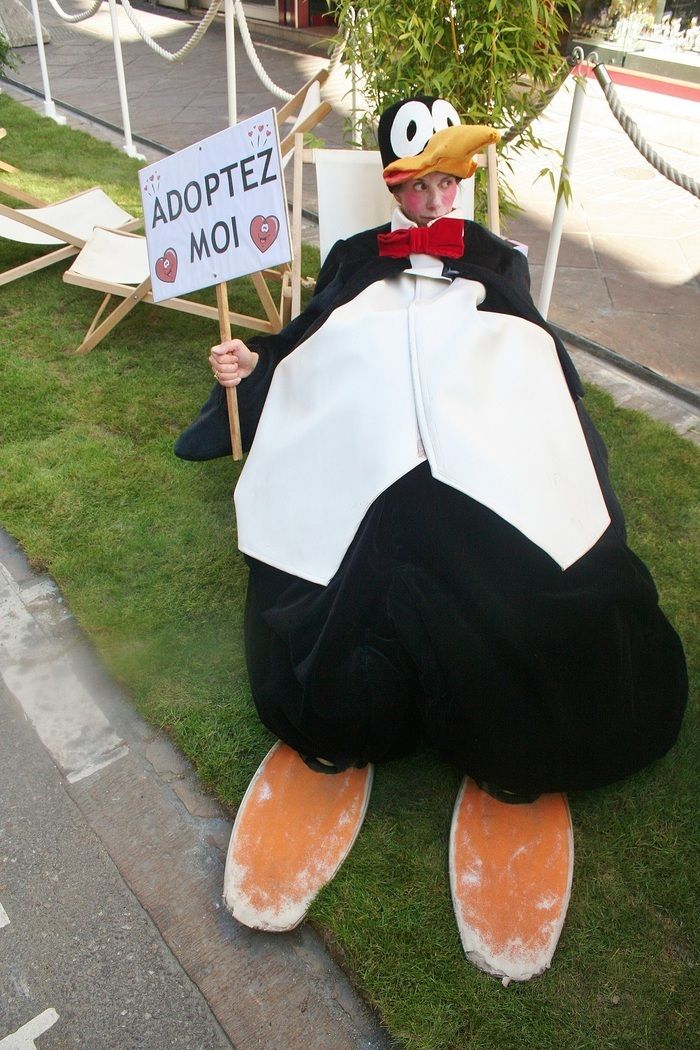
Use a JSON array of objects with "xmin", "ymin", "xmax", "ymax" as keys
[{"xmin": 382, "ymin": 124, "xmax": 500, "ymax": 187}]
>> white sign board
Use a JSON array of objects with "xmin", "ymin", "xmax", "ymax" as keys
[{"xmin": 139, "ymin": 109, "xmax": 292, "ymax": 303}]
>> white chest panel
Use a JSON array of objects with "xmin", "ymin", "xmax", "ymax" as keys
[{"xmin": 234, "ymin": 277, "xmax": 609, "ymax": 585}]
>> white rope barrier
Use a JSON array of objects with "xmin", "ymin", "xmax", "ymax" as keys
[
  {"xmin": 48, "ymin": 0, "xmax": 338, "ymax": 97},
  {"xmin": 44, "ymin": 0, "xmax": 103, "ymax": 24},
  {"xmin": 327, "ymin": 30, "xmax": 348, "ymax": 75},
  {"xmin": 29, "ymin": 0, "xmax": 342, "ymax": 147},
  {"xmin": 119, "ymin": 0, "xmax": 223, "ymax": 64},
  {"xmin": 231, "ymin": 1, "xmax": 348, "ymax": 102},
  {"xmin": 593, "ymin": 62, "xmax": 700, "ymax": 199},
  {"xmin": 232, "ymin": 0, "xmax": 292, "ymax": 101},
  {"xmin": 37, "ymin": 0, "xmax": 342, "ymax": 102}
]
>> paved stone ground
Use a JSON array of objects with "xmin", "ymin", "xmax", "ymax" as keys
[
  {"xmin": 1, "ymin": 1, "xmax": 698, "ymax": 396},
  {"xmin": 568, "ymin": 345, "xmax": 699, "ymax": 443},
  {"xmin": 505, "ymin": 75, "xmax": 700, "ymax": 395}
]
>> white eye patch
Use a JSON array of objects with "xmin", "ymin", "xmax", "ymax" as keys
[
  {"xmin": 389, "ymin": 99, "xmax": 463, "ymax": 159},
  {"xmin": 431, "ymin": 99, "xmax": 462, "ymax": 132},
  {"xmin": 389, "ymin": 101, "xmax": 435, "ymax": 159}
]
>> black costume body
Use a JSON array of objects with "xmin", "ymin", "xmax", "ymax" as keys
[{"xmin": 176, "ymin": 219, "xmax": 687, "ymax": 794}]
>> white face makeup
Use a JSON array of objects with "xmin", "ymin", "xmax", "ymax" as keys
[{"xmin": 392, "ymin": 171, "xmax": 459, "ymax": 227}]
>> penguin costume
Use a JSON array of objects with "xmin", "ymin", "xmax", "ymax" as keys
[{"xmin": 176, "ymin": 96, "xmax": 687, "ymax": 799}]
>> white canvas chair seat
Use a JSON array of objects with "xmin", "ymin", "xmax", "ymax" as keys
[
  {"xmin": 63, "ymin": 227, "xmax": 283, "ymax": 354},
  {"xmin": 67, "ymin": 225, "xmax": 150, "ymax": 284},
  {"xmin": 310, "ymin": 148, "xmax": 394, "ymax": 264},
  {"xmin": 0, "ymin": 188, "xmax": 134, "ymax": 246},
  {"xmin": 0, "ymin": 183, "xmax": 138, "ymax": 289}
]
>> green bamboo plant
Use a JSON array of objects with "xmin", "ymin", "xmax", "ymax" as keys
[
  {"xmin": 0, "ymin": 31, "xmax": 16, "ymax": 79},
  {"xmin": 330, "ymin": 0, "xmax": 579, "ymax": 212}
]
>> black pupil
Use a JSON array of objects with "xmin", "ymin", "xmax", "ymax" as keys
[{"xmin": 407, "ymin": 120, "xmax": 417, "ymax": 141}]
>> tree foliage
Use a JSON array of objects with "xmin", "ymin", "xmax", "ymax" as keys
[
  {"xmin": 331, "ymin": 1, "xmax": 579, "ymax": 153},
  {"xmin": 0, "ymin": 31, "xmax": 18, "ymax": 79}
]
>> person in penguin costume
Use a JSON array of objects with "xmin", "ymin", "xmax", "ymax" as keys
[{"xmin": 175, "ymin": 97, "xmax": 687, "ymax": 956}]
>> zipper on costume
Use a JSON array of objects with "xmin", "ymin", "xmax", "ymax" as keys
[{"xmin": 407, "ymin": 283, "xmax": 433, "ymax": 464}]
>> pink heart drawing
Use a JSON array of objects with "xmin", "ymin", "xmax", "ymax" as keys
[
  {"xmin": 155, "ymin": 247, "xmax": 178, "ymax": 283},
  {"xmin": 250, "ymin": 215, "xmax": 279, "ymax": 253}
]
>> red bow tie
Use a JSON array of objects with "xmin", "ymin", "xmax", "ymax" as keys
[{"xmin": 377, "ymin": 217, "xmax": 464, "ymax": 259}]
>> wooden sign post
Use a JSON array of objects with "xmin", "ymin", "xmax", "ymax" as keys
[
  {"xmin": 138, "ymin": 111, "xmax": 292, "ymax": 463},
  {"xmin": 216, "ymin": 281, "xmax": 243, "ymax": 460}
]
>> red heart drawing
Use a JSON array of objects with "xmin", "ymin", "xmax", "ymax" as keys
[
  {"xmin": 155, "ymin": 247, "xmax": 178, "ymax": 283},
  {"xmin": 250, "ymin": 215, "xmax": 279, "ymax": 253}
]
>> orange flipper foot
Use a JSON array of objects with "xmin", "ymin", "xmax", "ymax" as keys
[
  {"xmin": 223, "ymin": 742, "xmax": 373, "ymax": 932},
  {"xmin": 449, "ymin": 778, "xmax": 573, "ymax": 983}
]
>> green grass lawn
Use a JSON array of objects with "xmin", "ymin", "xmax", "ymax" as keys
[{"xmin": 1, "ymin": 94, "xmax": 698, "ymax": 1050}]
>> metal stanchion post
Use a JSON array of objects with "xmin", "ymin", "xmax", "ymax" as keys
[
  {"xmin": 107, "ymin": 0, "xmax": 145, "ymax": 160},
  {"xmin": 537, "ymin": 49, "xmax": 591, "ymax": 320},
  {"xmin": 29, "ymin": 0, "xmax": 66, "ymax": 124},
  {"xmin": 225, "ymin": 0, "xmax": 237, "ymax": 125}
]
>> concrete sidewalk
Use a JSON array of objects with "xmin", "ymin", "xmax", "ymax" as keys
[
  {"xmin": 1, "ymin": 2, "xmax": 699, "ymax": 396},
  {"xmin": 0, "ymin": 532, "xmax": 393, "ymax": 1049}
]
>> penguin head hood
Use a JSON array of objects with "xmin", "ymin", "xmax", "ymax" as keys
[{"xmin": 377, "ymin": 95, "xmax": 500, "ymax": 187}]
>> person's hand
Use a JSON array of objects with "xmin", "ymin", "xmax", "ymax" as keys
[{"xmin": 209, "ymin": 339, "xmax": 259, "ymax": 387}]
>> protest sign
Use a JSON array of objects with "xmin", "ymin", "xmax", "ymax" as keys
[{"xmin": 139, "ymin": 109, "xmax": 292, "ymax": 304}]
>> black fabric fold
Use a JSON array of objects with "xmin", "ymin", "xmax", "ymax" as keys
[
  {"xmin": 175, "ymin": 220, "xmax": 687, "ymax": 792},
  {"xmin": 244, "ymin": 465, "xmax": 687, "ymax": 793}
]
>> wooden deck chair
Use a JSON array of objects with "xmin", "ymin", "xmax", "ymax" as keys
[
  {"xmin": 277, "ymin": 69, "xmax": 332, "ymax": 159},
  {"xmin": 0, "ymin": 184, "xmax": 139, "ymax": 288},
  {"xmin": 62, "ymin": 227, "xmax": 284, "ymax": 354},
  {"xmin": 268, "ymin": 70, "xmax": 333, "ymax": 325},
  {"xmin": 285, "ymin": 139, "xmax": 501, "ymax": 318},
  {"xmin": 0, "ymin": 128, "xmax": 18, "ymax": 174}
]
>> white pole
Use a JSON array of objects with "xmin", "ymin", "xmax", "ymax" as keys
[
  {"xmin": 225, "ymin": 0, "xmax": 237, "ymax": 125},
  {"xmin": 29, "ymin": 0, "xmax": 66, "ymax": 123},
  {"xmin": 351, "ymin": 60, "xmax": 359, "ymax": 146},
  {"xmin": 107, "ymin": 0, "xmax": 145, "ymax": 159},
  {"xmin": 537, "ymin": 69, "xmax": 587, "ymax": 319},
  {"xmin": 349, "ymin": 7, "xmax": 359, "ymax": 146}
]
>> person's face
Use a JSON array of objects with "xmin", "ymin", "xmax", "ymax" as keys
[{"xmin": 392, "ymin": 171, "xmax": 459, "ymax": 226}]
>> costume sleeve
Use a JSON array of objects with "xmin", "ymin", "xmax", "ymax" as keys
[
  {"xmin": 504, "ymin": 245, "xmax": 533, "ymax": 300},
  {"xmin": 468, "ymin": 221, "xmax": 533, "ymax": 301},
  {"xmin": 173, "ymin": 240, "xmax": 351, "ymax": 460}
]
